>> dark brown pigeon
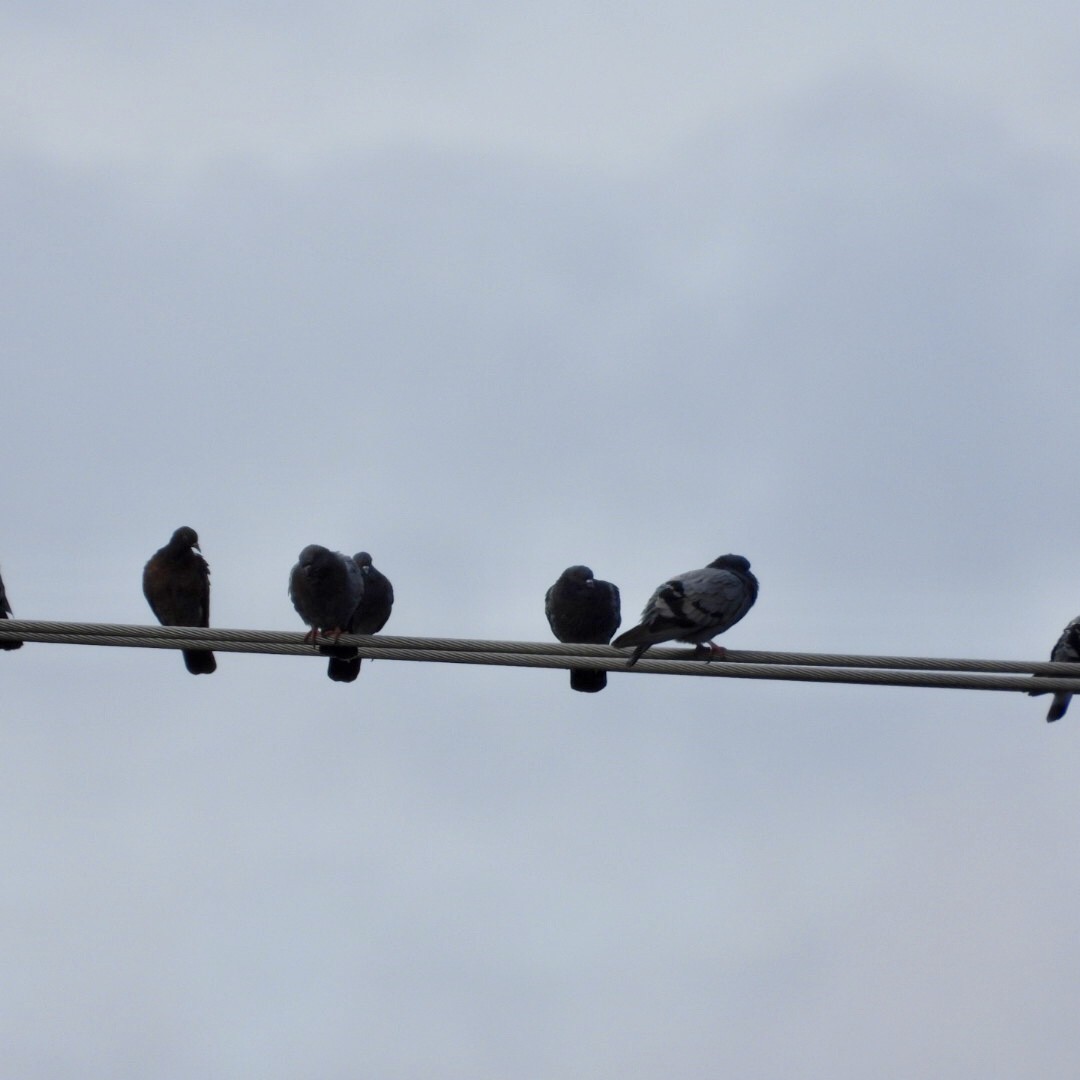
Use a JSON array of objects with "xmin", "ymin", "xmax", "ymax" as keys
[
  {"xmin": 0, "ymin": 566, "xmax": 23, "ymax": 650},
  {"xmin": 613, "ymin": 554, "xmax": 758, "ymax": 666},
  {"xmin": 142, "ymin": 527, "xmax": 216, "ymax": 675},
  {"xmin": 545, "ymin": 565, "xmax": 621, "ymax": 692},
  {"xmin": 327, "ymin": 551, "xmax": 395, "ymax": 682},
  {"xmin": 289, "ymin": 545, "xmax": 365, "ymax": 682}
]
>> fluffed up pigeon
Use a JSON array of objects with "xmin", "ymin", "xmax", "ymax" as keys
[
  {"xmin": 325, "ymin": 552, "xmax": 396, "ymax": 683},
  {"xmin": 545, "ymin": 565, "xmax": 621, "ymax": 692},
  {"xmin": 1029, "ymin": 615, "xmax": 1080, "ymax": 722},
  {"xmin": 612, "ymin": 553, "xmax": 758, "ymax": 667},
  {"xmin": 0, "ymin": 566, "xmax": 23, "ymax": 650},
  {"xmin": 142, "ymin": 527, "xmax": 216, "ymax": 674},
  {"xmin": 289, "ymin": 545, "xmax": 365, "ymax": 682}
]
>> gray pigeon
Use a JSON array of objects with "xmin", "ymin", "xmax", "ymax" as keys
[
  {"xmin": 1029, "ymin": 615, "xmax": 1080, "ymax": 722},
  {"xmin": 0, "ymin": 566, "xmax": 22, "ymax": 650},
  {"xmin": 545, "ymin": 565, "xmax": 621, "ymax": 692},
  {"xmin": 143, "ymin": 527, "xmax": 216, "ymax": 674},
  {"xmin": 612, "ymin": 553, "xmax": 758, "ymax": 666},
  {"xmin": 289, "ymin": 545, "xmax": 365, "ymax": 682},
  {"xmin": 327, "ymin": 551, "xmax": 396, "ymax": 682}
]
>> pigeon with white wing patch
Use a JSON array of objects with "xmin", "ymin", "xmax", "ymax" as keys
[{"xmin": 613, "ymin": 554, "xmax": 758, "ymax": 667}]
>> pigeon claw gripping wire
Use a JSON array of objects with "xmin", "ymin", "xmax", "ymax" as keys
[{"xmin": 694, "ymin": 643, "xmax": 728, "ymax": 662}]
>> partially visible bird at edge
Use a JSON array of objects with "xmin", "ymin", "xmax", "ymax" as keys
[
  {"xmin": 1029, "ymin": 614, "xmax": 1080, "ymax": 722},
  {"xmin": 0, "ymin": 566, "xmax": 23, "ymax": 650}
]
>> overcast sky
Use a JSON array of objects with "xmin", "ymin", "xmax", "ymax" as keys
[{"xmin": 4, "ymin": 3, "xmax": 1080, "ymax": 1077}]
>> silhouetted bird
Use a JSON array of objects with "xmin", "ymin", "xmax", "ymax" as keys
[
  {"xmin": 0, "ymin": 566, "xmax": 23, "ymax": 650},
  {"xmin": 321, "ymin": 551, "xmax": 397, "ymax": 683},
  {"xmin": 545, "ymin": 565, "xmax": 621, "ymax": 692},
  {"xmin": 143, "ymin": 527, "xmax": 216, "ymax": 674},
  {"xmin": 289, "ymin": 545, "xmax": 364, "ymax": 682},
  {"xmin": 1029, "ymin": 615, "xmax": 1080, "ymax": 722}
]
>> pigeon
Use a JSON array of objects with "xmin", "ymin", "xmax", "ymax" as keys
[
  {"xmin": 288, "ymin": 545, "xmax": 365, "ymax": 682},
  {"xmin": 0, "ymin": 566, "xmax": 23, "ymax": 650},
  {"xmin": 545, "ymin": 565, "xmax": 621, "ymax": 692},
  {"xmin": 612, "ymin": 554, "xmax": 758, "ymax": 667},
  {"xmin": 325, "ymin": 551, "xmax": 396, "ymax": 682},
  {"xmin": 142, "ymin": 526, "xmax": 216, "ymax": 674},
  {"xmin": 1029, "ymin": 615, "xmax": 1080, "ymax": 722}
]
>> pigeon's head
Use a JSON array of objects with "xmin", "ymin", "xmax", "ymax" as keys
[
  {"xmin": 708, "ymin": 554, "xmax": 751, "ymax": 574},
  {"xmin": 170, "ymin": 526, "xmax": 200, "ymax": 552},
  {"xmin": 298, "ymin": 544, "xmax": 334, "ymax": 573},
  {"xmin": 562, "ymin": 565, "xmax": 595, "ymax": 587},
  {"xmin": 353, "ymin": 552, "xmax": 373, "ymax": 569}
]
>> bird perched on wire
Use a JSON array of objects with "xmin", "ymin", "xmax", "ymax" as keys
[
  {"xmin": 289, "ymin": 545, "xmax": 365, "ymax": 682},
  {"xmin": 1029, "ymin": 615, "xmax": 1080, "ymax": 722},
  {"xmin": 0, "ymin": 565, "xmax": 23, "ymax": 650},
  {"xmin": 545, "ymin": 565, "xmax": 621, "ymax": 692},
  {"xmin": 612, "ymin": 554, "xmax": 758, "ymax": 667},
  {"xmin": 142, "ymin": 527, "xmax": 216, "ymax": 674},
  {"xmin": 323, "ymin": 551, "xmax": 396, "ymax": 683}
]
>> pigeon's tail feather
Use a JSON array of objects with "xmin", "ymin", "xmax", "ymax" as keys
[
  {"xmin": 611, "ymin": 625, "xmax": 647, "ymax": 649},
  {"xmin": 0, "ymin": 637, "xmax": 23, "ymax": 651},
  {"xmin": 612, "ymin": 625, "xmax": 655, "ymax": 666},
  {"xmin": 570, "ymin": 668, "xmax": 607, "ymax": 693},
  {"xmin": 183, "ymin": 649, "xmax": 216, "ymax": 675},
  {"xmin": 328, "ymin": 656, "xmax": 361, "ymax": 683},
  {"xmin": 319, "ymin": 644, "xmax": 359, "ymax": 660},
  {"xmin": 1047, "ymin": 693, "xmax": 1072, "ymax": 722}
]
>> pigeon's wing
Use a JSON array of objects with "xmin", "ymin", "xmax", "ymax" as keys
[
  {"xmin": 288, "ymin": 559, "xmax": 315, "ymax": 628},
  {"xmin": 622, "ymin": 566, "xmax": 752, "ymax": 647},
  {"xmin": 350, "ymin": 560, "xmax": 394, "ymax": 635},
  {"xmin": 594, "ymin": 579, "xmax": 622, "ymax": 642}
]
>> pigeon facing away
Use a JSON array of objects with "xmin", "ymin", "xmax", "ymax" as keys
[
  {"xmin": 289, "ymin": 545, "xmax": 365, "ymax": 682},
  {"xmin": 612, "ymin": 554, "xmax": 758, "ymax": 667},
  {"xmin": 1029, "ymin": 615, "xmax": 1080, "ymax": 722},
  {"xmin": 142, "ymin": 527, "xmax": 216, "ymax": 674},
  {"xmin": 0, "ymin": 566, "xmax": 23, "ymax": 650},
  {"xmin": 545, "ymin": 565, "xmax": 621, "ymax": 692},
  {"xmin": 326, "ymin": 551, "xmax": 396, "ymax": 682}
]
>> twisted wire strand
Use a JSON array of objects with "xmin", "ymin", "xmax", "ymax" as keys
[{"xmin": 1, "ymin": 620, "xmax": 1078, "ymax": 693}]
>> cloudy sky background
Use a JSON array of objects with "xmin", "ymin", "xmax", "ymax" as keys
[{"xmin": 3, "ymin": 3, "xmax": 1080, "ymax": 1076}]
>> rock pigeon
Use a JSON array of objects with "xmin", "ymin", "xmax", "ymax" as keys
[
  {"xmin": 0, "ymin": 566, "xmax": 23, "ymax": 650},
  {"xmin": 1029, "ymin": 615, "xmax": 1080, "ymax": 722},
  {"xmin": 142, "ymin": 527, "xmax": 216, "ymax": 675},
  {"xmin": 326, "ymin": 552, "xmax": 396, "ymax": 682},
  {"xmin": 545, "ymin": 565, "xmax": 621, "ymax": 692},
  {"xmin": 288, "ymin": 545, "xmax": 365, "ymax": 682},
  {"xmin": 612, "ymin": 554, "xmax": 758, "ymax": 667}
]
